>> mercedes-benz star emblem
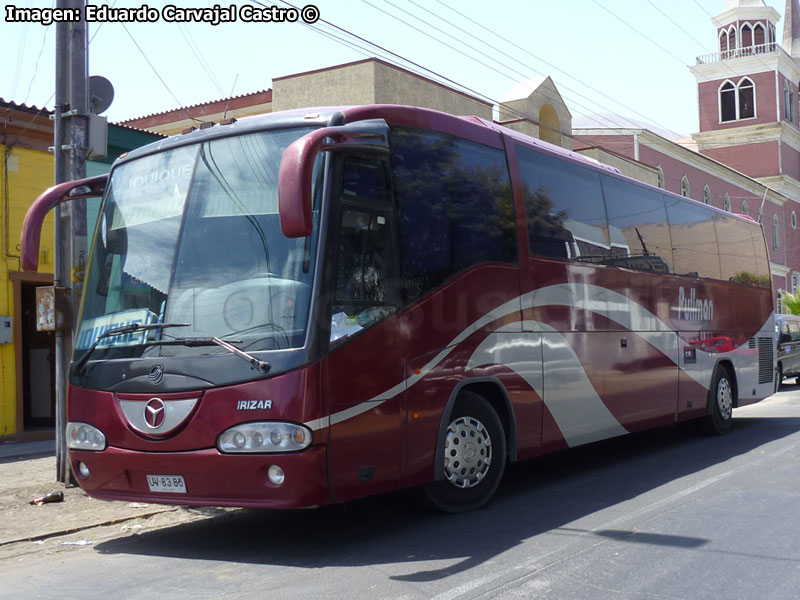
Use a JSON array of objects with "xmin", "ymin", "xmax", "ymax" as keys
[
  {"xmin": 149, "ymin": 365, "xmax": 164, "ymax": 385},
  {"xmin": 144, "ymin": 398, "xmax": 166, "ymax": 429}
]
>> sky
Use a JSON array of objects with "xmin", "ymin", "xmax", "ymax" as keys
[{"xmin": 0, "ymin": 0, "xmax": 791, "ymax": 139}]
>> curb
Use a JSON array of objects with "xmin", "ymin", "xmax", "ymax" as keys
[{"xmin": 0, "ymin": 507, "xmax": 178, "ymax": 547}]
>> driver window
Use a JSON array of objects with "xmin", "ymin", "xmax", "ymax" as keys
[{"xmin": 331, "ymin": 157, "xmax": 396, "ymax": 343}]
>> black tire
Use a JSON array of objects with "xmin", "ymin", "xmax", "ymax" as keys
[
  {"xmin": 419, "ymin": 391, "xmax": 507, "ymax": 513},
  {"xmin": 702, "ymin": 365, "xmax": 735, "ymax": 435}
]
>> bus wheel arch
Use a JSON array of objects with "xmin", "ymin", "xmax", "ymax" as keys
[
  {"xmin": 421, "ymin": 382, "xmax": 512, "ymax": 512},
  {"xmin": 703, "ymin": 361, "xmax": 736, "ymax": 435}
]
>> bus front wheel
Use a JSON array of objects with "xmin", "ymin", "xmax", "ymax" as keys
[
  {"xmin": 420, "ymin": 391, "xmax": 506, "ymax": 513},
  {"xmin": 703, "ymin": 366, "xmax": 734, "ymax": 435}
]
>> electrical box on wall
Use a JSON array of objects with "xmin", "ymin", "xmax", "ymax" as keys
[{"xmin": 0, "ymin": 317, "xmax": 12, "ymax": 344}]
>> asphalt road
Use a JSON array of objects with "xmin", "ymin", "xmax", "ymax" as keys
[{"xmin": 3, "ymin": 385, "xmax": 800, "ymax": 600}]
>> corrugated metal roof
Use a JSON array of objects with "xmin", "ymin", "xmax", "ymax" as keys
[
  {"xmin": 0, "ymin": 97, "xmax": 53, "ymax": 115},
  {"xmin": 120, "ymin": 89, "xmax": 272, "ymax": 123}
]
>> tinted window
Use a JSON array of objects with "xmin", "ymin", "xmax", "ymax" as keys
[
  {"xmin": 601, "ymin": 176, "xmax": 674, "ymax": 273},
  {"xmin": 664, "ymin": 195, "xmax": 721, "ymax": 279},
  {"xmin": 517, "ymin": 146, "xmax": 608, "ymax": 262},
  {"xmin": 751, "ymin": 221, "xmax": 771, "ymax": 287},
  {"xmin": 391, "ymin": 127, "xmax": 516, "ymax": 299},
  {"xmin": 335, "ymin": 208, "xmax": 391, "ymax": 304},
  {"xmin": 331, "ymin": 158, "xmax": 396, "ymax": 342},
  {"xmin": 714, "ymin": 212, "xmax": 761, "ymax": 284}
]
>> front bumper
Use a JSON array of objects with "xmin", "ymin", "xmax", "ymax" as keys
[{"xmin": 69, "ymin": 445, "xmax": 329, "ymax": 509}]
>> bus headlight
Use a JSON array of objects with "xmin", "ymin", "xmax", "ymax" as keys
[
  {"xmin": 66, "ymin": 422, "xmax": 107, "ymax": 451},
  {"xmin": 218, "ymin": 423, "xmax": 312, "ymax": 453}
]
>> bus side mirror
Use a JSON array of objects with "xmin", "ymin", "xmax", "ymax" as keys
[
  {"xmin": 20, "ymin": 174, "xmax": 107, "ymax": 272},
  {"xmin": 278, "ymin": 120, "xmax": 390, "ymax": 238}
]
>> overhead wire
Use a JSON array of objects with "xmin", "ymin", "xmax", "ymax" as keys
[
  {"xmin": 365, "ymin": 0, "xmax": 630, "ymax": 135},
  {"xmin": 22, "ymin": 19, "xmax": 51, "ymax": 106},
  {"xmin": 429, "ymin": 0, "xmax": 685, "ymax": 138},
  {"xmin": 10, "ymin": 1, "xmax": 31, "ymax": 101},
  {"xmin": 176, "ymin": 22, "xmax": 226, "ymax": 97},
  {"xmin": 120, "ymin": 22, "xmax": 204, "ymax": 125},
  {"xmin": 264, "ymin": 0, "xmax": 610, "ymax": 144}
]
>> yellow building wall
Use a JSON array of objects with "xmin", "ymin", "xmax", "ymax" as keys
[{"xmin": 1, "ymin": 145, "xmax": 55, "ymax": 439}]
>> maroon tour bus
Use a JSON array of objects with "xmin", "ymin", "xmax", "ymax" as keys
[{"xmin": 21, "ymin": 105, "xmax": 776, "ymax": 512}]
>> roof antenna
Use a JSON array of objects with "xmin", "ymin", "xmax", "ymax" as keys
[{"xmin": 223, "ymin": 73, "xmax": 239, "ymax": 119}]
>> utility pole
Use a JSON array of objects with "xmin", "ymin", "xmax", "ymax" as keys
[{"xmin": 53, "ymin": 0, "xmax": 88, "ymax": 483}]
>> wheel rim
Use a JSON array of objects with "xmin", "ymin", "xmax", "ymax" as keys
[
  {"xmin": 717, "ymin": 377, "xmax": 733, "ymax": 420},
  {"xmin": 443, "ymin": 416, "xmax": 492, "ymax": 489}
]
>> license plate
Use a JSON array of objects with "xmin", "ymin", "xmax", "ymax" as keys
[{"xmin": 146, "ymin": 474, "xmax": 187, "ymax": 493}]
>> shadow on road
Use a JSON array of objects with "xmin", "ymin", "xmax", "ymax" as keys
[{"xmin": 95, "ymin": 411, "xmax": 800, "ymax": 581}]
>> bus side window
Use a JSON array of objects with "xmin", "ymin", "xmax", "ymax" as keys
[
  {"xmin": 601, "ymin": 175, "xmax": 674, "ymax": 273},
  {"xmin": 335, "ymin": 208, "xmax": 391, "ymax": 305},
  {"xmin": 516, "ymin": 145, "xmax": 609, "ymax": 263},
  {"xmin": 664, "ymin": 196, "xmax": 721, "ymax": 280},
  {"xmin": 330, "ymin": 157, "xmax": 397, "ymax": 342},
  {"xmin": 715, "ymin": 212, "xmax": 760, "ymax": 284},
  {"xmin": 390, "ymin": 126, "xmax": 516, "ymax": 301}
]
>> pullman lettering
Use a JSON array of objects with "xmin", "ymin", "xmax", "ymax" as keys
[{"xmin": 677, "ymin": 286, "xmax": 714, "ymax": 321}]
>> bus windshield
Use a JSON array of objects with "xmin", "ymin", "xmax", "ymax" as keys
[{"xmin": 76, "ymin": 126, "xmax": 320, "ymax": 364}]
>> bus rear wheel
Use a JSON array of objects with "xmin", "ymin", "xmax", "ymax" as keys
[
  {"xmin": 702, "ymin": 366, "xmax": 734, "ymax": 435},
  {"xmin": 420, "ymin": 391, "xmax": 506, "ymax": 513}
]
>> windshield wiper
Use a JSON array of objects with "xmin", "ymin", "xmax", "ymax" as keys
[
  {"xmin": 147, "ymin": 336, "xmax": 271, "ymax": 373},
  {"xmin": 75, "ymin": 322, "xmax": 190, "ymax": 374},
  {"xmin": 211, "ymin": 337, "xmax": 271, "ymax": 373}
]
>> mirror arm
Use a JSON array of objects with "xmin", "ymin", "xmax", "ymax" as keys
[
  {"xmin": 278, "ymin": 124, "xmax": 389, "ymax": 238},
  {"xmin": 21, "ymin": 174, "xmax": 108, "ymax": 272}
]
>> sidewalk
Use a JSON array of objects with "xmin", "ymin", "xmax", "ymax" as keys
[
  {"xmin": 0, "ymin": 442, "xmax": 180, "ymax": 548},
  {"xmin": 0, "ymin": 440, "xmax": 55, "ymax": 460}
]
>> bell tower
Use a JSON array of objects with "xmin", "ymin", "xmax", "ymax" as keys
[{"xmin": 690, "ymin": 1, "xmax": 800, "ymax": 197}]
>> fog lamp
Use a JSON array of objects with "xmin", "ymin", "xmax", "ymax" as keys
[
  {"xmin": 78, "ymin": 462, "xmax": 90, "ymax": 478},
  {"xmin": 268, "ymin": 465, "xmax": 285, "ymax": 486}
]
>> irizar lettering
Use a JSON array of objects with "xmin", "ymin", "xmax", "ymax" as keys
[
  {"xmin": 677, "ymin": 286, "xmax": 713, "ymax": 321},
  {"xmin": 237, "ymin": 400, "xmax": 273, "ymax": 410}
]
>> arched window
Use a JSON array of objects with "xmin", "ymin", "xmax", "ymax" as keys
[
  {"xmin": 723, "ymin": 192, "xmax": 731, "ymax": 212},
  {"xmin": 720, "ymin": 30, "xmax": 729, "ymax": 54},
  {"xmin": 720, "ymin": 81, "xmax": 736, "ymax": 121},
  {"xmin": 785, "ymin": 80, "xmax": 795, "ymax": 122},
  {"xmin": 703, "ymin": 185, "xmax": 711, "ymax": 204},
  {"xmin": 739, "ymin": 77, "xmax": 755, "ymax": 119},
  {"xmin": 741, "ymin": 23, "xmax": 753, "ymax": 49},
  {"xmin": 681, "ymin": 176, "xmax": 690, "ymax": 198},
  {"xmin": 754, "ymin": 23, "xmax": 765, "ymax": 47},
  {"xmin": 792, "ymin": 211, "xmax": 797, "ymax": 229},
  {"xmin": 742, "ymin": 199, "xmax": 749, "ymax": 216},
  {"xmin": 656, "ymin": 165, "xmax": 664, "ymax": 189},
  {"xmin": 720, "ymin": 78, "xmax": 756, "ymax": 121},
  {"xmin": 770, "ymin": 23, "xmax": 776, "ymax": 45},
  {"xmin": 729, "ymin": 26, "xmax": 737, "ymax": 51},
  {"xmin": 774, "ymin": 214, "xmax": 781, "ymax": 249}
]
